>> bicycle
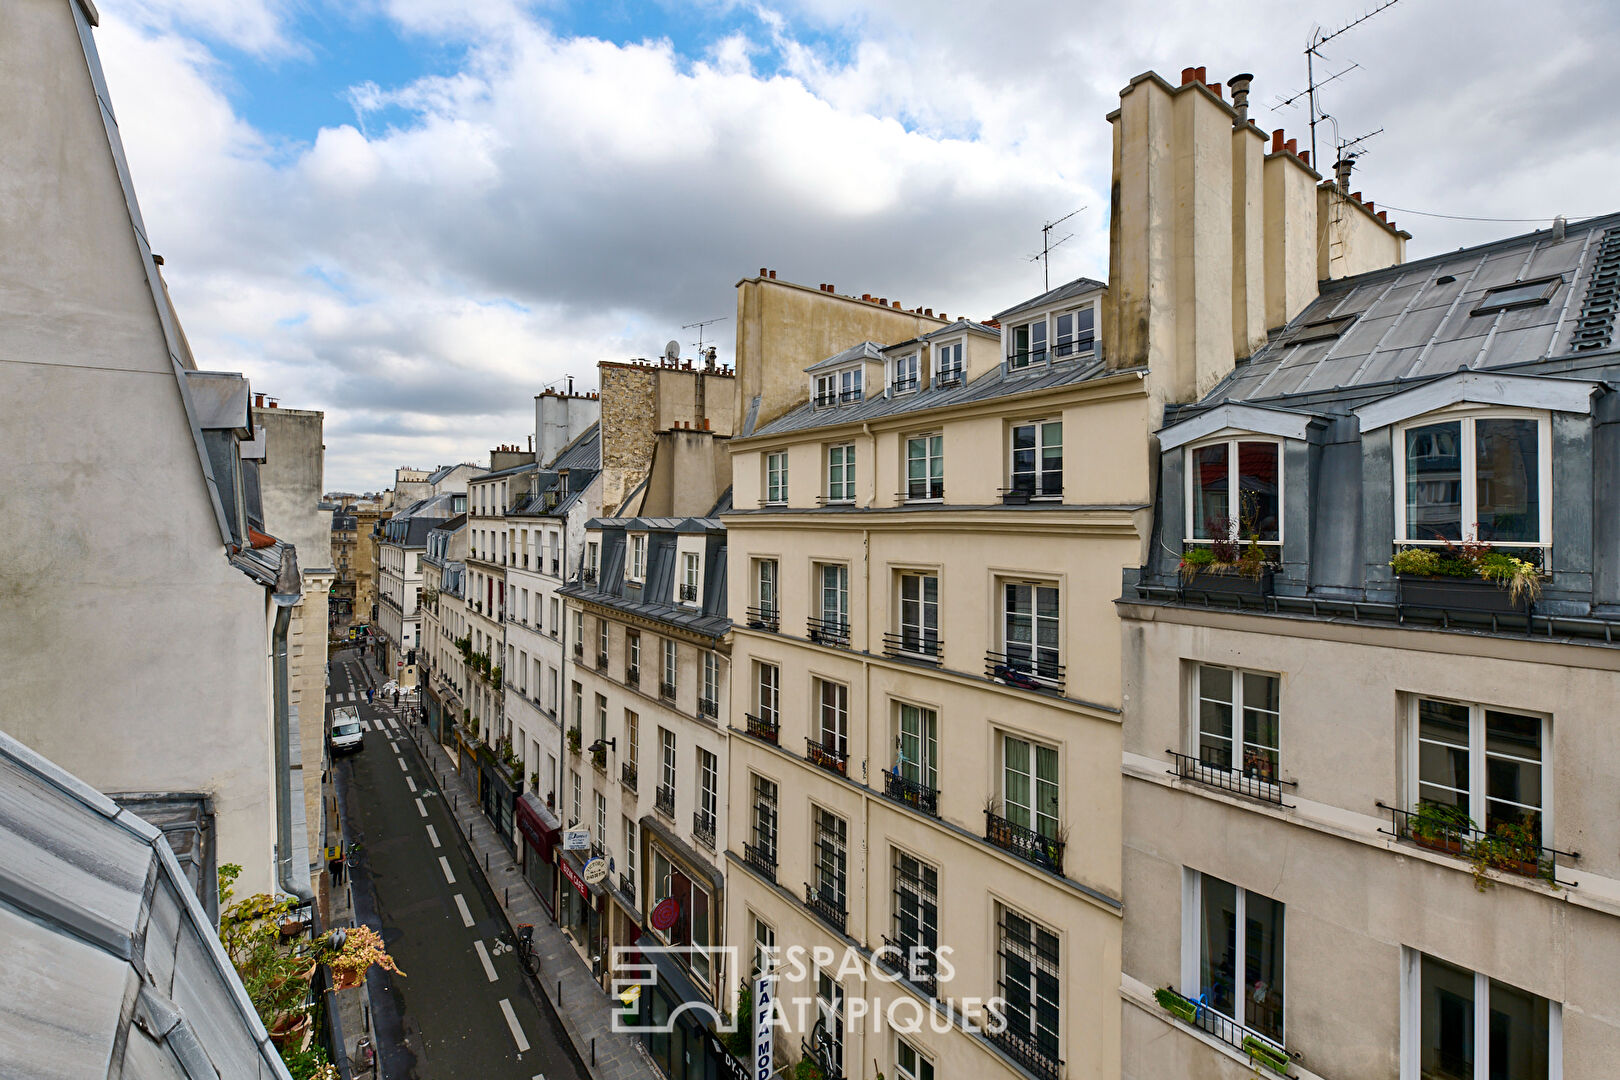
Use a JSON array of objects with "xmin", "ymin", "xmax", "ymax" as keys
[
  {"xmin": 344, "ymin": 840, "xmax": 365, "ymax": 870},
  {"xmin": 515, "ymin": 923, "xmax": 539, "ymax": 975}
]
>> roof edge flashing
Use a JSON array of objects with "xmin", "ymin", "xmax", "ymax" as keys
[{"xmin": 1354, "ymin": 371, "xmax": 1600, "ymax": 432}]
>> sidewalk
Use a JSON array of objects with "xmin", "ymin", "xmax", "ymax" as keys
[{"xmin": 359, "ymin": 655, "xmax": 660, "ymax": 1080}]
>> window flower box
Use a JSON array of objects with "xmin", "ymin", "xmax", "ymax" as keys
[
  {"xmin": 1154, "ymin": 987, "xmax": 1197, "ymax": 1025},
  {"xmin": 1396, "ymin": 574, "xmax": 1527, "ymax": 616}
]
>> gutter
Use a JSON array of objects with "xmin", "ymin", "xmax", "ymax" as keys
[{"xmin": 272, "ymin": 545, "xmax": 314, "ymax": 901}]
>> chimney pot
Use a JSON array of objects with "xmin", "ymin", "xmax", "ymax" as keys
[
  {"xmin": 862, "ymin": 293, "xmax": 872, "ymax": 301},
  {"xmin": 1365, "ymin": 201, "xmax": 1374, "ymax": 213},
  {"xmin": 703, "ymin": 418, "xmax": 711, "ymax": 431},
  {"xmin": 1227, "ymin": 73, "xmax": 1254, "ymax": 124},
  {"xmin": 1272, "ymin": 128, "xmax": 1285, "ymax": 152},
  {"xmin": 769, "ymin": 269, "xmax": 777, "ymax": 279},
  {"xmin": 879, "ymin": 298, "xmax": 887, "ymax": 306},
  {"xmin": 759, "ymin": 267, "xmax": 767, "ymax": 277},
  {"xmin": 1377, "ymin": 210, "xmax": 1389, "ymax": 223},
  {"xmin": 925, "ymin": 308, "xmax": 933, "ymax": 317},
  {"xmin": 1195, "ymin": 66, "xmax": 1206, "ymax": 83},
  {"xmin": 1207, "ymin": 82, "xmax": 1222, "ymax": 98},
  {"xmin": 1181, "ymin": 67, "xmax": 1198, "ymax": 85},
  {"xmin": 1299, "ymin": 150, "xmax": 1310, "ymax": 167},
  {"xmin": 1351, "ymin": 191, "xmax": 1363, "ymax": 203},
  {"xmin": 1285, "ymin": 138, "xmax": 1297, "ymax": 155}
]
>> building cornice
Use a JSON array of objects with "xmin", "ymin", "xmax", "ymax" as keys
[{"xmin": 722, "ymin": 505, "xmax": 1144, "ymax": 539}]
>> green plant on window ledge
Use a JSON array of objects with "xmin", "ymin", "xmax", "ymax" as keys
[
  {"xmin": 1178, "ymin": 508, "xmax": 1275, "ymax": 582},
  {"xmin": 1153, "ymin": 986, "xmax": 1198, "ymax": 1024},
  {"xmin": 1470, "ymin": 815, "xmax": 1552, "ymax": 892},
  {"xmin": 1389, "ymin": 536, "xmax": 1543, "ymax": 604},
  {"xmin": 1242, "ymin": 1035, "xmax": 1291, "ymax": 1076}
]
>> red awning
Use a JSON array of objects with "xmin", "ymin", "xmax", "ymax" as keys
[{"xmin": 515, "ymin": 793, "xmax": 559, "ymax": 858}]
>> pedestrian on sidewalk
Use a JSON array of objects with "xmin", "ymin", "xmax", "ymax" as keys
[
  {"xmin": 392, "ymin": 689, "xmax": 400, "ymax": 708},
  {"xmin": 366, "ymin": 687, "xmax": 374, "ymax": 704}
]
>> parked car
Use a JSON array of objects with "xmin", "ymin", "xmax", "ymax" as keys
[{"xmin": 329, "ymin": 706, "xmax": 363, "ymax": 755}]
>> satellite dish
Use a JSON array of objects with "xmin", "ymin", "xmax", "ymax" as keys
[{"xmin": 664, "ymin": 340, "xmax": 681, "ymax": 364}]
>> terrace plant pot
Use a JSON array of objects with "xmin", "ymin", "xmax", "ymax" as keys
[
  {"xmin": 1181, "ymin": 568, "xmax": 1274, "ymax": 601},
  {"xmin": 1397, "ymin": 574, "xmax": 1525, "ymax": 615},
  {"xmin": 1413, "ymin": 832, "xmax": 1466, "ymax": 857}
]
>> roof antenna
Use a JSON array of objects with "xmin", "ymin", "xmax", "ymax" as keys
[
  {"xmin": 682, "ymin": 316, "xmax": 729, "ymax": 364},
  {"xmin": 1027, "ymin": 207, "xmax": 1085, "ymax": 292},
  {"xmin": 1305, "ymin": 0, "xmax": 1403, "ymax": 167}
]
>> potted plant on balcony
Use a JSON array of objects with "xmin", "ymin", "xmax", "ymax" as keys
[
  {"xmin": 1243, "ymin": 1035, "xmax": 1291, "ymax": 1076},
  {"xmin": 567, "ymin": 727, "xmax": 582, "ymax": 754},
  {"xmin": 1153, "ymin": 987, "xmax": 1198, "ymax": 1024},
  {"xmin": 1409, "ymin": 800, "xmax": 1471, "ymax": 856},
  {"xmin": 322, "ymin": 924, "xmax": 404, "ymax": 990},
  {"xmin": 983, "ymin": 797, "xmax": 1013, "ymax": 847},
  {"xmin": 1391, "ymin": 539, "xmax": 1543, "ymax": 615},
  {"xmin": 1178, "ymin": 516, "xmax": 1275, "ymax": 598},
  {"xmin": 1470, "ymin": 816, "xmax": 1548, "ymax": 891}
]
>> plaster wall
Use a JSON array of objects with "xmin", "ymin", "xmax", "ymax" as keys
[
  {"xmin": 1262, "ymin": 151, "xmax": 1321, "ymax": 331},
  {"xmin": 1318, "ymin": 186, "xmax": 1407, "ymax": 282}
]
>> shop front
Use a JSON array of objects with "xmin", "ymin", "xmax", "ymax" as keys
[
  {"xmin": 477, "ymin": 746, "xmax": 516, "ymax": 847},
  {"xmin": 559, "ymin": 851, "xmax": 607, "ymax": 977},
  {"xmin": 634, "ymin": 934, "xmax": 744, "ymax": 1080},
  {"xmin": 515, "ymin": 793, "xmax": 559, "ymax": 918}
]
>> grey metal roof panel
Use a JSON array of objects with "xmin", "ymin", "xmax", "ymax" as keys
[
  {"xmin": 550, "ymin": 422, "xmax": 603, "ymax": 469},
  {"xmin": 477, "ymin": 461, "xmax": 538, "ymax": 481},
  {"xmin": 804, "ymin": 341, "xmax": 885, "ymax": 373},
  {"xmin": 992, "ymin": 276, "xmax": 1107, "ymax": 322},
  {"xmin": 920, "ymin": 319, "xmax": 1000, "ymax": 341}
]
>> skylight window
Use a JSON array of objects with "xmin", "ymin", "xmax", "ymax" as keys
[
  {"xmin": 1289, "ymin": 314, "xmax": 1357, "ymax": 344},
  {"xmin": 1471, "ymin": 277, "xmax": 1561, "ymax": 316}
]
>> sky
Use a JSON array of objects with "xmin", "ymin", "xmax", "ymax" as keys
[{"xmin": 95, "ymin": 0, "xmax": 1620, "ymax": 493}]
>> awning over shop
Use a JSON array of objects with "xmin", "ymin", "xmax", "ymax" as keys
[{"xmin": 516, "ymin": 792, "xmax": 559, "ymax": 858}]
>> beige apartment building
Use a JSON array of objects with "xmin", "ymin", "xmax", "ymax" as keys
[
  {"xmin": 1103, "ymin": 66, "xmax": 1620, "ymax": 1080},
  {"xmin": 719, "ymin": 271, "xmax": 1156, "ymax": 1080}
]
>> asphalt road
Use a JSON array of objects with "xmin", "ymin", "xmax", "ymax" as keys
[{"xmin": 327, "ymin": 653, "xmax": 586, "ymax": 1080}]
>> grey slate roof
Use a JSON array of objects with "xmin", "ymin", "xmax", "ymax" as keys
[
  {"xmin": 0, "ymin": 729, "xmax": 290, "ymax": 1079},
  {"xmin": 993, "ymin": 276, "xmax": 1108, "ymax": 322},
  {"xmin": 477, "ymin": 461, "xmax": 538, "ymax": 482},
  {"xmin": 804, "ymin": 341, "xmax": 885, "ymax": 373},
  {"xmin": 559, "ymin": 517, "xmax": 729, "ymax": 638},
  {"xmin": 1185, "ymin": 211, "xmax": 1620, "ymax": 418},
  {"xmin": 549, "ymin": 422, "xmax": 602, "ymax": 469},
  {"xmin": 382, "ymin": 490, "xmax": 463, "ymax": 547},
  {"xmin": 922, "ymin": 319, "xmax": 1000, "ymax": 341},
  {"xmin": 753, "ymin": 351, "xmax": 1126, "ymax": 439}
]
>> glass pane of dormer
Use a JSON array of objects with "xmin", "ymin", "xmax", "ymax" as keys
[
  {"xmin": 1405, "ymin": 421, "xmax": 1463, "ymax": 542},
  {"xmin": 1475, "ymin": 418, "xmax": 1539, "ymax": 543}
]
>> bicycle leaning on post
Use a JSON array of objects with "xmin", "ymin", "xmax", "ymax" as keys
[{"xmin": 515, "ymin": 923, "xmax": 539, "ymax": 976}]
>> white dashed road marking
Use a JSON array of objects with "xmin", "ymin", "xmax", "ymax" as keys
[
  {"xmin": 426, "ymin": 824, "xmax": 439, "ymax": 848},
  {"xmin": 397, "ymin": 758, "xmax": 408, "ymax": 772},
  {"xmin": 415, "ymin": 798, "xmax": 427, "ymax": 818},
  {"xmin": 439, "ymin": 856, "xmax": 456, "ymax": 884},
  {"xmin": 454, "ymin": 893, "xmax": 474, "ymax": 927},
  {"xmin": 499, "ymin": 999, "xmax": 529, "ymax": 1052},
  {"xmin": 475, "ymin": 940, "xmax": 498, "ymax": 982},
  {"xmin": 406, "ymin": 776, "xmax": 417, "ymax": 793}
]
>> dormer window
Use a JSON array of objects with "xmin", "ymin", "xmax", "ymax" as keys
[
  {"xmin": 814, "ymin": 369, "xmax": 864, "ymax": 408},
  {"xmin": 1009, "ymin": 302, "xmax": 1097, "ymax": 369},
  {"xmin": 934, "ymin": 341, "xmax": 964, "ymax": 386},
  {"xmin": 1188, "ymin": 438, "xmax": 1281, "ymax": 545},
  {"xmin": 892, "ymin": 354, "xmax": 919, "ymax": 394},
  {"xmin": 1396, "ymin": 414, "xmax": 1547, "ymax": 546},
  {"xmin": 629, "ymin": 534, "xmax": 648, "ymax": 580},
  {"xmin": 1052, "ymin": 307, "xmax": 1095, "ymax": 358},
  {"xmin": 1010, "ymin": 319, "xmax": 1048, "ymax": 369}
]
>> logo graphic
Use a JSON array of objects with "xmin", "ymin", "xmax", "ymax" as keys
[
  {"xmin": 649, "ymin": 896, "xmax": 681, "ymax": 932},
  {"xmin": 612, "ymin": 945, "xmax": 735, "ymax": 1033}
]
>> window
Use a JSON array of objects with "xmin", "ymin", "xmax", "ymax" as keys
[
  {"xmin": 813, "ymin": 807, "xmax": 847, "ymax": 911},
  {"xmin": 1406, "ymin": 951, "xmax": 1554, "ymax": 1080},
  {"xmin": 595, "ymin": 791, "xmax": 607, "ymax": 847},
  {"xmin": 586, "ymin": 541, "xmax": 599, "ymax": 578},
  {"xmin": 816, "ymin": 970, "xmax": 845, "ymax": 1075},
  {"xmin": 1195, "ymin": 665, "xmax": 1281, "ymax": 781},
  {"xmin": 628, "ymin": 631, "xmax": 640, "ymax": 674},
  {"xmin": 752, "ymin": 915, "xmax": 776, "ymax": 976},
  {"xmin": 765, "ymin": 451, "xmax": 789, "ymax": 505},
  {"xmin": 1411, "ymin": 698, "xmax": 1546, "ymax": 842},
  {"xmin": 624, "ymin": 817, "xmax": 637, "ymax": 895},
  {"xmin": 895, "ymin": 703, "xmax": 938, "ymax": 792},
  {"xmin": 1011, "ymin": 319, "xmax": 1048, "ymax": 368},
  {"xmin": 1003, "ymin": 734, "xmax": 1059, "ymax": 839},
  {"xmin": 571, "ymin": 681, "xmax": 583, "ymax": 729},
  {"xmin": 626, "ymin": 711, "xmax": 639, "ymax": 767},
  {"xmin": 650, "ymin": 848, "xmax": 713, "ymax": 986},
  {"xmin": 1010, "ymin": 420, "xmax": 1062, "ymax": 497},
  {"xmin": 892, "ymin": 850, "xmax": 939, "ymax": 990},
  {"xmin": 815, "ymin": 368, "xmax": 863, "ymax": 406},
  {"xmin": 1472, "ymin": 276, "xmax": 1561, "ymax": 316},
  {"xmin": 598, "ymin": 618, "xmax": 609, "ymax": 660},
  {"xmin": 572, "ymin": 609, "xmax": 584, "ymax": 648},
  {"xmin": 701, "ymin": 652, "xmax": 719, "ymax": 715},
  {"xmin": 697, "ymin": 748, "xmax": 718, "ymax": 829},
  {"xmin": 682, "ymin": 552, "xmax": 700, "ymax": 601},
  {"xmin": 571, "ymin": 769, "xmax": 581, "ymax": 824},
  {"xmin": 893, "ymin": 353, "xmax": 920, "ymax": 393},
  {"xmin": 1398, "ymin": 415, "xmax": 1546, "ymax": 546},
  {"xmin": 898, "ymin": 572, "xmax": 939, "ymax": 654},
  {"xmin": 996, "ymin": 908, "xmax": 1060, "ymax": 1071},
  {"xmin": 548, "ymin": 533, "xmax": 560, "ymax": 575},
  {"xmin": 817, "ymin": 680, "xmax": 848, "ymax": 759},
  {"xmin": 663, "ymin": 639, "xmax": 678, "ymax": 692},
  {"xmin": 934, "ymin": 340, "xmax": 964, "ymax": 384},
  {"xmin": 630, "ymin": 535, "xmax": 648, "ymax": 579},
  {"xmin": 550, "ymin": 598, "xmax": 560, "ymax": 636},
  {"xmin": 756, "ymin": 662, "xmax": 780, "ymax": 725},
  {"xmin": 594, "ymin": 693, "xmax": 607, "ymax": 742},
  {"xmin": 1189, "ymin": 439, "xmax": 1281, "ymax": 544},
  {"xmin": 1185, "ymin": 871, "xmax": 1285, "ymax": 1044},
  {"xmin": 819, "ymin": 563, "xmax": 849, "ymax": 630},
  {"xmin": 1003, "ymin": 581, "xmax": 1060, "ymax": 679},
  {"xmin": 755, "ymin": 559, "xmax": 778, "ymax": 618},
  {"xmin": 896, "ymin": 1039, "xmax": 935, "ymax": 1080},
  {"xmin": 827, "ymin": 443, "xmax": 856, "ymax": 502},
  {"xmin": 1052, "ymin": 306, "xmax": 1095, "ymax": 357},
  {"xmin": 661, "ymin": 728, "xmax": 677, "ymax": 794},
  {"xmin": 905, "ymin": 435, "xmax": 944, "ymax": 500},
  {"xmin": 752, "ymin": 774, "xmax": 778, "ymax": 865}
]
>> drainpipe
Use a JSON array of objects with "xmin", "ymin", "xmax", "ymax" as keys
[{"xmin": 273, "ymin": 545, "xmax": 315, "ymax": 901}]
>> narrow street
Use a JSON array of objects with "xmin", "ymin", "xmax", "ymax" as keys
[{"xmin": 327, "ymin": 652, "xmax": 587, "ymax": 1080}]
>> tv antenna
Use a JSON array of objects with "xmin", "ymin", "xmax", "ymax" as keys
[
  {"xmin": 1305, "ymin": 0, "xmax": 1402, "ymax": 167},
  {"xmin": 682, "ymin": 316, "xmax": 728, "ymax": 357},
  {"xmin": 1028, "ymin": 207, "xmax": 1085, "ymax": 292}
]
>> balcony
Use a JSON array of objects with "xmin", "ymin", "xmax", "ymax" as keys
[
  {"xmin": 1380, "ymin": 803, "xmax": 1578, "ymax": 887},
  {"xmin": 1168, "ymin": 750, "xmax": 1294, "ymax": 806},
  {"xmin": 620, "ymin": 762, "xmax": 638, "ymax": 791},
  {"xmin": 935, "ymin": 367, "xmax": 964, "ymax": 388},
  {"xmin": 590, "ymin": 745, "xmax": 607, "ymax": 771},
  {"xmin": 881, "ymin": 769, "xmax": 939, "ymax": 817},
  {"xmin": 987, "ymin": 1026, "xmax": 1062, "ymax": 1080},
  {"xmin": 745, "ymin": 713, "xmax": 780, "ymax": 745},
  {"xmin": 812, "ymin": 392, "xmax": 838, "ymax": 409},
  {"xmin": 1155, "ymin": 990, "xmax": 1292, "ymax": 1077},
  {"xmin": 802, "ymin": 882, "xmax": 847, "ymax": 935},
  {"xmin": 804, "ymin": 737, "xmax": 849, "ymax": 776},
  {"xmin": 745, "ymin": 606, "xmax": 780, "ymax": 632},
  {"xmin": 572, "ymin": 641, "xmax": 584, "ymax": 659},
  {"xmin": 697, "ymin": 696, "xmax": 719, "ymax": 720},
  {"xmin": 626, "ymin": 665, "xmax": 640, "ymax": 687},
  {"xmin": 877, "ymin": 935, "xmax": 937, "ymax": 997},
  {"xmin": 984, "ymin": 811, "xmax": 1065, "ymax": 875},
  {"xmin": 998, "ymin": 483, "xmax": 1062, "ymax": 505},
  {"xmin": 679, "ymin": 582, "xmax": 699, "ymax": 602},
  {"xmin": 659, "ymin": 680, "xmax": 677, "ymax": 701},
  {"xmin": 619, "ymin": 872, "xmax": 636, "ymax": 906},
  {"xmin": 985, "ymin": 650, "xmax": 1065, "ymax": 694},
  {"xmin": 655, "ymin": 785, "xmax": 676, "ymax": 818},
  {"xmin": 743, "ymin": 841, "xmax": 776, "ymax": 881},
  {"xmin": 891, "ymin": 373, "xmax": 919, "ymax": 394},
  {"xmin": 807, "ymin": 616, "xmax": 849, "ymax": 648},
  {"xmin": 596, "ymin": 651, "xmax": 609, "ymax": 671},
  {"xmin": 693, "ymin": 811, "xmax": 716, "ymax": 850},
  {"xmin": 582, "ymin": 568, "xmax": 598, "ymax": 585},
  {"xmin": 882, "ymin": 630, "xmax": 943, "ymax": 664}
]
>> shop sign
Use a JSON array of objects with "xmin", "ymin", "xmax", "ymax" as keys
[
  {"xmin": 583, "ymin": 857, "xmax": 609, "ymax": 885},
  {"xmin": 650, "ymin": 896, "xmax": 680, "ymax": 932},
  {"xmin": 563, "ymin": 827, "xmax": 590, "ymax": 851},
  {"xmin": 752, "ymin": 971, "xmax": 775, "ymax": 1080},
  {"xmin": 561, "ymin": 857, "xmax": 590, "ymax": 899}
]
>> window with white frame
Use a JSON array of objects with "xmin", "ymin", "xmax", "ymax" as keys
[
  {"xmin": 827, "ymin": 443, "xmax": 856, "ymax": 502},
  {"xmin": 595, "ymin": 791, "xmax": 607, "ymax": 847},
  {"xmin": 1052, "ymin": 306, "xmax": 1096, "ymax": 358},
  {"xmin": 765, "ymin": 451, "xmax": 789, "ymax": 504},
  {"xmin": 682, "ymin": 552, "xmax": 700, "ymax": 602},
  {"xmin": 1002, "ymin": 580, "xmax": 1060, "ymax": 679},
  {"xmin": 1195, "ymin": 665, "xmax": 1281, "ymax": 781},
  {"xmin": 898, "ymin": 572, "xmax": 939, "ymax": 654},
  {"xmin": 701, "ymin": 652, "xmax": 719, "ymax": 715},
  {"xmin": 934, "ymin": 340, "xmax": 964, "ymax": 384},
  {"xmin": 662, "ymin": 639, "xmax": 678, "ymax": 693},
  {"xmin": 1010, "ymin": 318, "xmax": 1048, "ymax": 368},
  {"xmin": 815, "ymin": 969, "xmax": 845, "ymax": 1074},
  {"xmin": 895, "ymin": 702, "xmax": 938, "ymax": 793},
  {"xmin": 1397, "ymin": 413, "xmax": 1548, "ymax": 547},
  {"xmin": 1404, "ymin": 950, "xmax": 1556, "ymax": 1080},
  {"xmin": 996, "ymin": 907, "xmax": 1060, "ymax": 1070},
  {"xmin": 1183, "ymin": 870, "xmax": 1285, "ymax": 1044},
  {"xmin": 594, "ymin": 692, "xmax": 607, "ymax": 742},
  {"xmin": 815, "ymin": 368, "xmax": 863, "ymax": 406},
  {"xmin": 817, "ymin": 679, "xmax": 848, "ymax": 759},
  {"xmin": 818, "ymin": 563, "xmax": 849, "ymax": 632},
  {"xmin": 697, "ymin": 747, "xmax": 718, "ymax": 831},
  {"xmin": 628, "ymin": 631, "xmax": 640, "ymax": 675},
  {"xmin": 625, "ymin": 710, "xmax": 639, "ymax": 768},
  {"xmin": 571, "ymin": 769, "xmax": 581, "ymax": 824},
  {"xmin": 1410, "ymin": 697, "xmax": 1546, "ymax": 843},
  {"xmin": 755, "ymin": 559, "xmax": 778, "ymax": 620},
  {"xmin": 1002, "ymin": 733, "xmax": 1059, "ymax": 840},
  {"xmin": 623, "ymin": 817, "xmax": 637, "ymax": 895},
  {"xmin": 896, "ymin": 1038, "xmax": 935, "ymax": 1080},
  {"xmin": 586, "ymin": 541, "xmax": 599, "ymax": 578},
  {"xmin": 598, "ymin": 618, "xmax": 609, "ymax": 661},
  {"xmin": 813, "ymin": 807, "xmax": 848, "ymax": 912},
  {"xmin": 892, "ymin": 352, "xmax": 920, "ymax": 393},
  {"xmin": 550, "ymin": 598, "xmax": 560, "ymax": 636},
  {"xmin": 629, "ymin": 534, "xmax": 648, "ymax": 579},
  {"xmin": 1010, "ymin": 420, "xmax": 1062, "ymax": 497},
  {"xmin": 752, "ymin": 914, "xmax": 776, "ymax": 975},
  {"xmin": 572, "ymin": 609, "xmax": 584, "ymax": 649},
  {"xmin": 756, "ymin": 662, "xmax": 780, "ymax": 726},
  {"xmin": 660, "ymin": 728, "xmax": 676, "ymax": 795},
  {"xmin": 905, "ymin": 434, "xmax": 944, "ymax": 500},
  {"xmin": 1189, "ymin": 438, "xmax": 1282, "ymax": 544}
]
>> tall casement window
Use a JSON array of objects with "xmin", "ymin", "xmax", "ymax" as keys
[
  {"xmin": 662, "ymin": 639, "xmax": 678, "ymax": 695},
  {"xmin": 827, "ymin": 443, "xmax": 857, "ymax": 502},
  {"xmin": 595, "ymin": 791, "xmax": 607, "ymax": 848},
  {"xmin": 895, "ymin": 703, "xmax": 938, "ymax": 793},
  {"xmin": 572, "ymin": 610, "xmax": 584, "ymax": 650},
  {"xmin": 1410, "ymin": 698, "xmax": 1546, "ymax": 842},
  {"xmin": 1190, "ymin": 438, "xmax": 1282, "ymax": 544},
  {"xmin": 700, "ymin": 652, "xmax": 720, "ymax": 717},
  {"xmin": 682, "ymin": 552, "xmax": 700, "ymax": 602},
  {"xmin": 1397, "ymin": 414, "xmax": 1548, "ymax": 546},
  {"xmin": 1010, "ymin": 318, "xmax": 1048, "ymax": 368},
  {"xmin": 996, "ymin": 907, "xmax": 1061, "ymax": 1074},
  {"xmin": 1002, "ymin": 734, "xmax": 1059, "ymax": 839},
  {"xmin": 898, "ymin": 572, "xmax": 940, "ymax": 655},
  {"xmin": 819, "ymin": 563, "xmax": 849, "ymax": 632},
  {"xmin": 1003, "ymin": 581, "xmax": 1060, "ymax": 680},
  {"xmin": 623, "ymin": 818, "xmax": 638, "ymax": 899},
  {"xmin": 1185, "ymin": 871, "xmax": 1285, "ymax": 1044},
  {"xmin": 892, "ymin": 353, "xmax": 920, "ymax": 393},
  {"xmin": 571, "ymin": 769, "xmax": 581, "ymax": 825},
  {"xmin": 594, "ymin": 693, "xmax": 608, "ymax": 742},
  {"xmin": 1052, "ymin": 306, "xmax": 1095, "ymax": 357},
  {"xmin": 905, "ymin": 434, "xmax": 945, "ymax": 500},
  {"xmin": 1196, "ymin": 665, "xmax": 1281, "ymax": 781},
  {"xmin": 754, "ymin": 559, "xmax": 778, "ymax": 621},
  {"xmin": 1010, "ymin": 420, "xmax": 1063, "ymax": 497},
  {"xmin": 550, "ymin": 598, "xmax": 560, "ymax": 636},
  {"xmin": 585, "ymin": 541, "xmax": 599, "ymax": 579},
  {"xmin": 627, "ymin": 632, "xmax": 640, "ymax": 677},
  {"xmin": 934, "ymin": 341, "xmax": 964, "ymax": 384},
  {"xmin": 816, "ymin": 971, "xmax": 846, "ymax": 1075},
  {"xmin": 696, "ymin": 747, "xmax": 718, "ymax": 841},
  {"xmin": 896, "ymin": 1039, "xmax": 935, "ymax": 1080},
  {"xmin": 892, "ymin": 850, "xmax": 939, "ymax": 992},
  {"xmin": 660, "ymin": 728, "xmax": 677, "ymax": 797},
  {"xmin": 751, "ymin": 774, "xmax": 779, "ymax": 867},
  {"xmin": 813, "ymin": 807, "xmax": 848, "ymax": 913},
  {"xmin": 571, "ymin": 681, "xmax": 583, "ymax": 730},
  {"xmin": 755, "ymin": 662, "xmax": 780, "ymax": 727},
  {"xmin": 765, "ymin": 451, "xmax": 789, "ymax": 505},
  {"xmin": 817, "ymin": 679, "xmax": 849, "ymax": 759},
  {"xmin": 597, "ymin": 618, "xmax": 609, "ymax": 662},
  {"xmin": 752, "ymin": 915, "xmax": 776, "ymax": 975},
  {"xmin": 625, "ymin": 711, "xmax": 639, "ymax": 769},
  {"xmin": 1404, "ymin": 950, "xmax": 1555, "ymax": 1080},
  {"xmin": 630, "ymin": 534, "xmax": 648, "ymax": 580},
  {"xmin": 815, "ymin": 368, "xmax": 863, "ymax": 406}
]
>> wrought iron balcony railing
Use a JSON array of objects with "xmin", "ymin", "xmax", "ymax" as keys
[
  {"xmin": 745, "ymin": 712, "xmax": 780, "ymax": 745},
  {"xmin": 985, "ymin": 650, "xmax": 1064, "ymax": 693},
  {"xmin": 655, "ymin": 785, "xmax": 676, "ymax": 818},
  {"xmin": 596, "ymin": 651, "xmax": 609, "ymax": 670},
  {"xmin": 1379, "ymin": 802, "xmax": 1578, "ymax": 887},
  {"xmin": 698, "ymin": 696, "xmax": 719, "ymax": 720},
  {"xmin": 805, "ymin": 737, "xmax": 849, "ymax": 776},
  {"xmin": 659, "ymin": 680, "xmax": 677, "ymax": 700},
  {"xmin": 693, "ymin": 811, "xmax": 717, "ymax": 850},
  {"xmin": 572, "ymin": 641, "xmax": 584, "ymax": 659},
  {"xmin": 882, "ymin": 630, "xmax": 942, "ymax": 663},
  {"xmin": 582, "ymin": 567, "xmax": 598, "ymax": 584},
  {"xmin": 881, "ymin": 769, "xmax": 939, "ymax": 817},
  {"xmin": 1168, "ymin": 750, "xmax": 1294, "ymax": 806},
  {"xmin": 877, "ymin": 935, "xmax": 938, "ymax": 997},
  {"xmin": 984, "ymin": 810, "xmax": 1066, "ymax": 875},
  {"xmin": 679, "ymin": 583, "xmax": 699, "ymax": 602},
  {"xmin": 803, "ymin": 882, "xmax": 847, "ymax": 935},
  {"xmin": 746, "ymin": 605, "xmax": 780, "ymax": 632},
  {"xmin": 987, "ymin": 1025, "xmax": 1062, "ymax": 1080},
  {"xmin": 807, "ymin": 616, "xmax": 850, "ymax": 648},
  {"xmin": 619, "ymin": 872, "xmax": 636, "ymax": 906},
  {"xmin": 620, "ymin": 762, "xmax": 637, "ymax": 791},
  {"xmin": 626, "ymin": 665, "xmax": 640, "ymax": 687},
  {"xmin": 743, "ymin": 841, "xmax": 777, "ymax": 881}
]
